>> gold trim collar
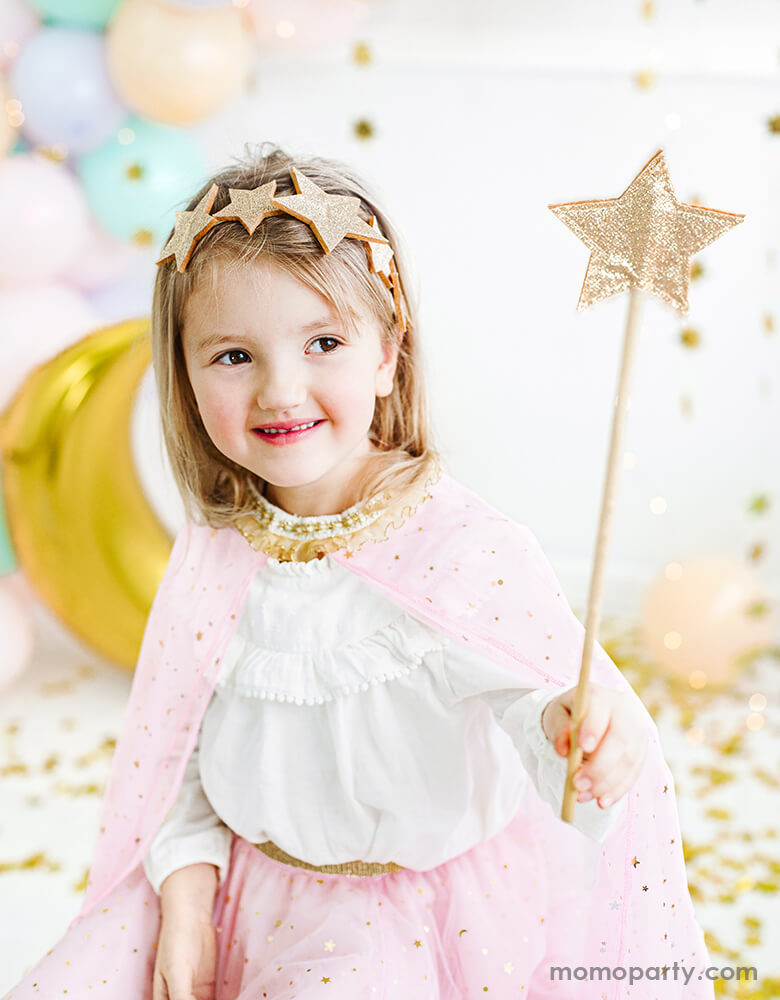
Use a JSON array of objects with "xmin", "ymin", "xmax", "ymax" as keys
[{"xmin": 234, "ymin": 453, "xmax": 442, "ymax": 562}]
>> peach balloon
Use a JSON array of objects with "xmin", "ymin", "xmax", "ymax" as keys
[
  {"xmin": 105, "ymin": 0, "xmax": 251, "ymax": 126},
  {"xmin": 639, "ymin": 556, "xmax": 776, "ymax": 686}
]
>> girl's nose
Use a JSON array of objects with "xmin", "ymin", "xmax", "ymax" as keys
[{"xmin": 253, "ymin": 364, "xmax": 307, "ymax": 411}]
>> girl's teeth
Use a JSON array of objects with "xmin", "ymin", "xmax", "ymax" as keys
[{"xmin": 261, "ymin": 421, "xmax": 317, "ymax": 434}]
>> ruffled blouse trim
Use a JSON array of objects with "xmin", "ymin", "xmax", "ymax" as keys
[
  {"xmin": 232, "ymin": 452, "xmax": 443, "ymax": 562},
  {"xmin": 215, "ymin": 613, "xmax": 449, "ymax": 705}
]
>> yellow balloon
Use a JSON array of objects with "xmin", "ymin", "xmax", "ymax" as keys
[
  {"xmin": 639, "ymin": 556, "xmax": 776, "ymax": 687},
  {"xmin": 0, "ymin": 319, "xmax": 172, "ymax": 669},
  {"xmin": 105, "ymin": 0, "xmax": 251, "ymax": 125}
]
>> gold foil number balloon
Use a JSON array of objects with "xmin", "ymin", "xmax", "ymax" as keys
[{"xmin": 0, "ymin": 319, "xmax": 173, "ymax": 669}]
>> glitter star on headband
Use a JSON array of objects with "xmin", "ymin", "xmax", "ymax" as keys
[{"xmin": 155, "ymin": 169, "xmax": 410, "ymax": 332}]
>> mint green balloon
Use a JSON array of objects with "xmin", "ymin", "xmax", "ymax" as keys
[
  {"xmin": 29, "ymin": 0, "xmax": 123, "ymax": 30},
  {"xmin": 78, "ymin": 116, "xmax": 207, "ymax": 247},
  {"xmin": 0, "ymin": 467, "xmax": 17, "ymax": 576}
]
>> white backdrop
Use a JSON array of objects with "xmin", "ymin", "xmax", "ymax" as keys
[{"xmin": 174, "ymin": 0, "xmax": 780, "ymax": 619}]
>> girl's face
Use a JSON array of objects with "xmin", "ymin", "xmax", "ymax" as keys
[{"xmin": 180, "ymin": 258, "xmax": 399, "ymax": 517}]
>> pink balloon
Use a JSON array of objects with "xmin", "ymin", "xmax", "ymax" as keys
[
  {"xmin": 247, "ymin": 0, "xmax": 361, "ymax": 51},
  {"xmin": 0, "ymin": 281, "xmax": 99, "ymax": 408},
  {"xmin": 0, "ymin": 0, "xmax": 39, "ymax": 71},
  {"xmin": 64, "ymin": 219, "xmax": 137, "ymax": 293},
  {"xmin": 0, "ymin": 153, "xmax": 92, "ymax": 284},
  {"xmin": 0, "ymin": 573, "xmax": 35, "ymax": 691}
]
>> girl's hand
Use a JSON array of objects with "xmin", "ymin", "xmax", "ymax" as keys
[
  {"xmin": 541, "ymin": 683, "xmax": 649, "ymax": 810},
  {"xmin": 152, "ymin": 909, "xmax": 218, "ymax": 1000}
]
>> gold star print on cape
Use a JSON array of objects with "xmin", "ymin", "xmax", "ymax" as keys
[
  {"xmin": 156, "ymin": 184, "xmax": 220, "ymax": 273},
  {"xmin": 271, "ymin": 168, "xmax": 388, "ymax": 254},
  {"xmin": 211, "ymin": 181, "xmax": 283, "ymax": 234},
  {"xmin": 548, "ymin": 149, "xmax": 744, "ymax": 313}
]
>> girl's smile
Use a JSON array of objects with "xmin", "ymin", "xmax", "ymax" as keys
[{"xmin": 180, "ymin": 258, "xmax": 398, "ymax": 517}]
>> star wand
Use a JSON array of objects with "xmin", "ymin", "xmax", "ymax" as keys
[{"xmin": 547, "ymin": 149, "xmax": 744, "ymax": 823}]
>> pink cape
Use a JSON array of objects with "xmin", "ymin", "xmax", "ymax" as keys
[{"xmin": 6, "ymin": 471, "xmax": 713, "ymax": 999}]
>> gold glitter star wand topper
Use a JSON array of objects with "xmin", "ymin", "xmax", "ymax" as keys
[{"xmin": 547, "ymin": 149, "xmax": 744, "ymax": 824}]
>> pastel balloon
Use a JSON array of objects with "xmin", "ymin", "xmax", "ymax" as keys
[
  {"xmin": 248, "ymin": 0, "xmax": 360, "ymax": 50},
  {"xmin": 0, "ymin": 76, "xmax": 19, "ymax": 157},
  {"xmin": 0, "ymin": 0, "xmax": 39, "ymax": 71},
  {"xmin": 106, "ymin": 0, "xmax": 251, "ymax": 125},
  {"xmin": 0, "ymin": 282, "xmax": 99, "ymax": 409},
  {"xmin": 64, "ymin": 219, "xmax": 138, "ymax": 293},
  {"xmin": 0, "ymin": 320, "xmax": 172, "ymax": 668},
  {"xmin": 10, "ymin": 26, "xmax": 126, "ymax": 154},
  {"xmin": 27, "ymin": 0, "xmax": 122, "ymax": 30},
  {"xmin": 0, "ymin": 573, "xmax": 35, "ymax": 690},
  {"xmin": 0, "ymin": 153, "xmax": 92, "ymax": 283},
  {"xmin": 87, "ymin": 249, "xmax": 157, "ymax": 323},
  {"xmin": 0, "ymin": 468, "xmax": 17, "ymax": 575},
  {"xmin": 78, "ymin": 115, "xmax": 207, "ymax": 245},
  {"xmin": 639, "ymin": 556, "xmax": 776, "ymax": 685}
]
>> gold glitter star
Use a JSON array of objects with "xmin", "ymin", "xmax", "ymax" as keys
[
  {"xmin": 157, "ymin": 184, "xmax": 220, "ymax": 273},
  {"xmin": 321, "ymin": 976, "xmax": 331, "ymax": 983},
  {"xmin": 323, "ymin": 938, "xmax": 335, "ymax": 952},
  {"xmin": 364, "ymin": 216, "xmax": 394, "ymax": 287},
  {"xmin": 212, "ymin": 181, "xmax": 283, "ymax": 234},
  {"xmin": 768, "ymin": 114, "xmax": 780, "ymax": 134},
  {"xmin": 413, "ymin": 939, "xmax": 422, "ymax": 948},
  {"xmin": 632, "ymin": 856, "xmax": 640, "ymax": 868},
  {"xmin": 271, "ymin": 168, "xmax": 386, "ymax": 254},
  {"xmin": 353, "ymin": 118, "xmax": 375, "ymax": 140},
  {"xmin": 549, "ymin": 149, "xmax": 744, "ymax": 313}
]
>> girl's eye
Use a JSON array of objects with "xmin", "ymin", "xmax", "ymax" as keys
[
  {"xmin": 309, "ymin": 336, "xmax": 341, "ymax": 354},
  {"xmin": 214, "ymin": 349, "xmax": 250, "ymax": 366}
]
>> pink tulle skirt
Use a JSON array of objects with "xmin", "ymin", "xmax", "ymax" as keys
[{"xmin": 4, "ymin": 807, "xmax": 588, "ymax": 999}]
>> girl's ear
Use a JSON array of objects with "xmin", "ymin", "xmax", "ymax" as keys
[{"xmin": 375, "ymin": 338, "xmax": 400, "ymax": 398}]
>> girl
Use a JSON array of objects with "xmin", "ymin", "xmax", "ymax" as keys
[{"xmin": 5, "ymin": 145, "xmax": 713, "ymax": 1000}]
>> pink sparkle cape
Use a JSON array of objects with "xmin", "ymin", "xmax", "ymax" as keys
[{"xmin": 69, "ymin": 471, "xmax": 710, "ymax": 997}]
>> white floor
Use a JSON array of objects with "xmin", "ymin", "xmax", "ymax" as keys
[{"xmin": 0, "ymin": 588, "xmax": 777, "ymax": 998}]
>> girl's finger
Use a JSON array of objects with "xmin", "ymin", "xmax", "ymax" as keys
[{"xmin": 555, "ymin": 686, "xmax": 612, "ymax": 755}]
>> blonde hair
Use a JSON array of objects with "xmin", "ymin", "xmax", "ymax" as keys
[{"xmin": 150, "ymin": 143, "xmax": 440, "ymax": 528}]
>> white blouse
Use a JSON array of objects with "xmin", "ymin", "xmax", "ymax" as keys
[{"xmin": 143, "ymin": 544, "xmax": 623, "ymax": 895}]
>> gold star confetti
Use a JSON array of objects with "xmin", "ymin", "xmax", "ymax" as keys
[
  {"xmin": 763, "ymin": 312, "xmax": 775, "ymax": 334},
  {"xmin": 632, "ymin": 856, "xmax": 640, "ymax": 868},
  {"xmin": 353, "ymin": 118, "xmax": 375, "ymax": 141},
  {"xmin": 212, "ymin": 181, "xmax": 283, "ymax": 234},
  {"xmin": 748, "ymin": 542, "xmax": 766, "ymax": 562},
  {"xmin": 323, "ymin": 938, "xmax": 335, "ymax": 952},
  {"xmin": 634, "ymin": 68, "xmax": 656, "ymax": 90},
  {"xmin": 747, "ymin": 493, "xmax": 770, "ymax": 514},
  {"xmin": 132, "ymin": 229, "xmax": 154, "ymax": 247},
  {"xmin": 767, "ymin": 114, "xmax": 780, "ymax": 134},
  {"xmin": 353, "ymin": 42, "xmax": 372, "ymax": 65},
  {"xmin": 156, "ymin": 184, "xmax": 220, "ymax": 273},
  {"xmin": 271, "ymin": 168, "xmax": 385, "ymax": 254},
  {"xmin": 548, "ymin": 149, "xmax": 745, "ymax": 313},
  {"xmin": 690, "ymin": 259, "xmax": 704, "ymax": 281},
  {"xmin": 680, "ymin": 393, "xmax": 693, "ymax": 416},
  {"xmin": 641, "ymin": 0, "xmax": 655, "ymax": 18},
  {"xmin": 680, "ymin": 327, "xmax": 701, "ymax": 348}
]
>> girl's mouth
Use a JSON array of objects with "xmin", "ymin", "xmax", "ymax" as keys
[{"xmin": 252, "ymin": 420, "xmax": 324, "ymax": 445}]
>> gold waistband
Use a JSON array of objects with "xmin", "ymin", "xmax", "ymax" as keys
[{"xmin": 253, "ymin": 840, "xmax": 405, "ymax": 878}]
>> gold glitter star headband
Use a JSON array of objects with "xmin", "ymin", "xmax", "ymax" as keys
[{"xmin": 156, "ymin": 168, "xmax": 411, "ymax": 333}]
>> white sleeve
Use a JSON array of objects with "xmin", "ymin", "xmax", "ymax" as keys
[
  {"xmin": 142, "ymin": 732, "xmax": 235, "ymax": 896},
  {"xmin": 492, "ymin": 684, "xmax": 626, "ymax": 842}
]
